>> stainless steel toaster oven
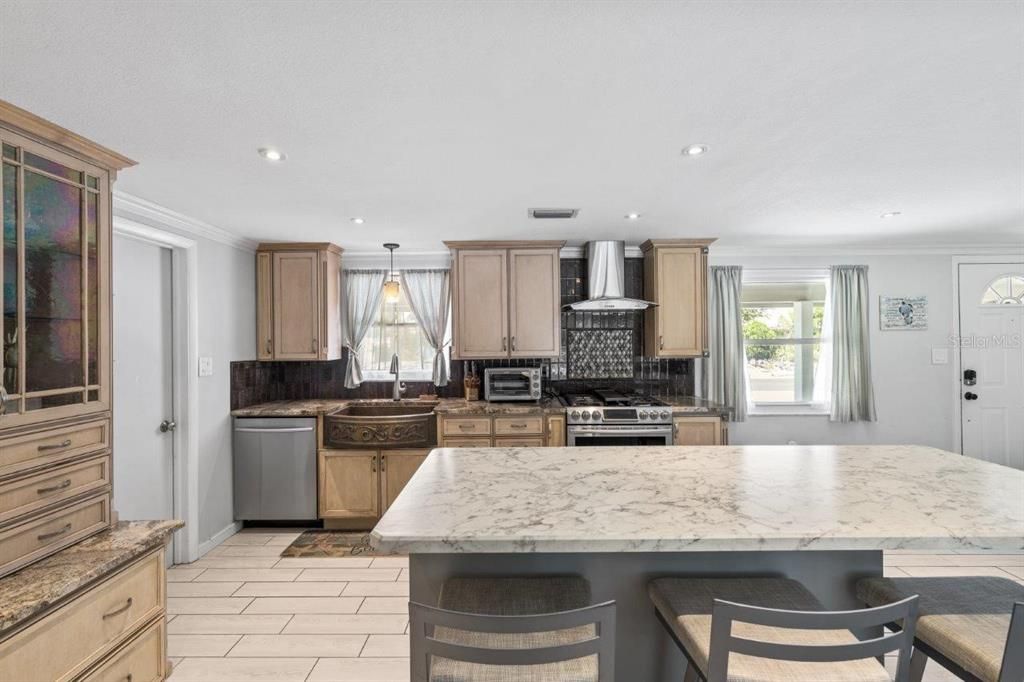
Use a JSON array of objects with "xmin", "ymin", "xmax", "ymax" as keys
[{"xmin": 483, "ymin": 367, "xmax": 542, "ymax": 401}]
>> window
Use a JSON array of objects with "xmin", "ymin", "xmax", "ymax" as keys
[
  {"xmin": 980, "ymin": 274, "xmax": 1024, "ymax": 305},
  {"xmin": 742, "ymin": 273, "xmax": 829, "ymax": 413},
  {"xmin": 358, "ymin": 283, "xmax": 447, "ymax": 382}
]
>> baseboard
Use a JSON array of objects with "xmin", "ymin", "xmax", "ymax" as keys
[{"xmin": 197, "ymin": 521, "xmax": 243, "ymax": 558}]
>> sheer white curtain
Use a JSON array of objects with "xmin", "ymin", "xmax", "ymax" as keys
[
  {"xmin": 826, "ymin": 265, "xmax": 876, "ymax": 422},
  {"xmin": 342, "ymin": 269, "xmax": 387, "ymax": 388},
  {"xmin": 706, "ymin": 266, "xmax": 748, "ymax": 421},
  {"xmin": 399, "ymin": 269, "xmax": 451, "ymax": 387}
]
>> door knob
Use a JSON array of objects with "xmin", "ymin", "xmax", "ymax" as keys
[
  {"xmin": 159, "ymin": 420, "xmax": 177, "ymax": 433},
  {"xmin": 964, "ymin": 392, "xmax": 978, "ymax": 401}
]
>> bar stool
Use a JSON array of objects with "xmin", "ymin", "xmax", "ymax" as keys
[
  {"xmin": 409, "ymin": 575, "xmax": 616, "ymax": 682},
  {"xmin": 857, "ymin": 575, "xmax": 1024, "ymax": 682},
  {"xmin": 649, "ymin": 577, "xmax": 919, "ymax": 682}
]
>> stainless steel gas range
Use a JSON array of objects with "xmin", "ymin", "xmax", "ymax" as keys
[{"xmin": 564, "ymin": 390, "xmax": 673, "ymax": 446}]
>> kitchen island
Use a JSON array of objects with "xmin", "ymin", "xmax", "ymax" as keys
[{"xmin": 372, "ymin": 444, "xmax": 1024, "ymax": 680}]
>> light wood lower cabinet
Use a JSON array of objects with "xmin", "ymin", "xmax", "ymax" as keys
[
  {"xmin": 319, "ymin": 450, "xmax": 379, "ymax": 518},
  {"xmin": 0, "ymin": 548, "xmax": 165, "ymax": 682},
  {"xmin": 319, "ymin": 448, "xmax": 430, "ymax": 521},
  {"xmin": 672, "ymin": 416, "xmax": 727, "ymax": 445},
  {"xmin": 81, "ymin": 617, "xmax": 165, "ymax": 682},
  {"xmin": 438, "ymin": 413, "xmax": 565, "ymax": 448},
  {"xmin": 0, "ymin": 493, "xmax": 111, "ymax": 578}
]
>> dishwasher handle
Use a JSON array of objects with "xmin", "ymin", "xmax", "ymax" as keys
[{"xmin": 234, "ymin": 426, "xmax": 315, "ymax": 433}]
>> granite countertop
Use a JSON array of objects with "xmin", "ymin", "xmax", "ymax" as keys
[
  {"xmin": 0, "ymin": 520, "xmax": 182, "ymax": 636},
  {"xmin": 232, "ymin": 397, "xmax": 567, "ymax": 418},
  {"xmin": 661, "ymin": 395, "xmax": 731, "ymax": 415},
  {"xmin": 372, "ymin": 445, "xmax": 1024, "ymax": 554}
]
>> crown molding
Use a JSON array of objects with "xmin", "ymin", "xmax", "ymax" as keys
[
  {"xmin": 112, "ymin": 191, "xmax": 258, "ymax": 252},
  {"xmin": 709, "ymin": 242, "xmax": 1024, "ymax": 257}
]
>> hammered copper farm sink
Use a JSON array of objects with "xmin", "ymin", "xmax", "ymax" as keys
[{"xmin": 323, "ymin": 400, "xmax": 438, "ymax": 449}]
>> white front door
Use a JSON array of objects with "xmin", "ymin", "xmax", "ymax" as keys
[
  {"xmin": 958, "ymin": 262, "xmax": 1024, "ymax": 469},
  {"xmin": 113, "ymin": 235, "xmax": 176, "ymax": 533}
]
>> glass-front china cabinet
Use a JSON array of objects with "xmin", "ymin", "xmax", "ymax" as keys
[{"xmin": 1, "ymin": 124, "xmax": 117, "ymax": 428}]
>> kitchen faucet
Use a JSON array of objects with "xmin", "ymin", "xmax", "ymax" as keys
[{"xmin": 389, "ymin": 353, "xmax": 406, "ymax": 401}]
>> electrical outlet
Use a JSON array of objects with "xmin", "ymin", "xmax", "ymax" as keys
[{"xmin": 198, "ymin": 356, "xmax": 214, "ymax": 377}]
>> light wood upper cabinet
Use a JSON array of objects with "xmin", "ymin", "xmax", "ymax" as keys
[
  {"xmin": 319, "ymin": 449, "xmax": 379, "ymax": 518},
  {"xmin": 509, "ymin": 249, "xmax": 561, "ymax": 357},
  {"xmin": 447, "ymin": 241, "xmax": 565, "ymax": 360},
  {"xmin": 453, "ymin": 249, "xmax": 508, "ymax": 358},
  {"xmin": 641, "ymin": 239, "xmax": 715, "ymax": 358},
  {"xmin": 256, "ymin": 243, "xmax": 342, "ymax": 361}
]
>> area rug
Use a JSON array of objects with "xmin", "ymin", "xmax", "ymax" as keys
[{"xmin": 279, "ymin": 530, "xmax": 393, "ymax": 558}]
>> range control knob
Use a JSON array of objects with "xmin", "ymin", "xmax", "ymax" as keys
[
  {"xmin": 639, "ymin": 411, "xmax": 648, "ymax": 420},
  {"xmin": 581, "ymin": 411, "xmax": 591, "ymax": 420},
  {"xmin": 569, "ymin": 410, "xmax": 580, "ymax": 420},
  {"xmin": 592, "ymin": 411, "xmax": 602, "ymax": 421},
  {"xmin": 660, "ymin": 411, "xmax": 670, "ymax": 420}
]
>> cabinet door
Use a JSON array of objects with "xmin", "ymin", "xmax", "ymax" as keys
[
  {"xmin": 272, "ymin": 251, "xmax": 320, "ymax": 360},
  {"xmin": 653, "ymin": 247, "xmax": 707, "ymax": 357},
  {"xmin": 545, "ymin": 414, "xmax": 566, "ymax": 447},
  {"xmin": 453, "ymin": 250, "xmax": 508, "ymax": 358},
  {"xmin": 673, "ymin": 417, "xmax": 723, "ymax": 445},
  {"xmin": 1, "ymin": 133, "xmax": 111, "ymax": 428},
  {"xmin": 380, "ymin": 449, "xmax": 429, "ymax": 513},
  {"xmin": 256, "ymin": 252, "xmax": 274, "ymax": 360},
  {"xmin": 508, "ymin": 248, "xmax": 560, "ymax": 357},
  {"xmin": 319, "ymin": 450, "xmax": 379, "ymax": 518}
]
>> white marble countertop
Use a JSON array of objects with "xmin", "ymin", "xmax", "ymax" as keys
[{"xmin": 371, "ymin": 445, "xmax": 1024, "ymax": 554}]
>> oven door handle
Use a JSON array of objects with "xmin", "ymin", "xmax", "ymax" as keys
[{"xmin": 569, "ymin": 428, "xmax": 673, "ymax": 436}]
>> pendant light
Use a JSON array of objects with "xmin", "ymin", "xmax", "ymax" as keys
[{"xmin": 383, "ymin": 243, "xmax": 401, "ymax": 303}]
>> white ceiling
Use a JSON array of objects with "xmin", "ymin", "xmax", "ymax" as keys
[{"xmin": 1, "ymin": 1, "xmax": 1021, "ymax": 252}]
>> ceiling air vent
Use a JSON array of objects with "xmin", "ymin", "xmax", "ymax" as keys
[{"xmin": 529, "ymin": 208, "xmax": 579, "ymax": 219}]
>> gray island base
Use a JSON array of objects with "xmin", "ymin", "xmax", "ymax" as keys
[{"xmin": 372, "ymin": 445, "xmax": 1024, "ymax": 681}]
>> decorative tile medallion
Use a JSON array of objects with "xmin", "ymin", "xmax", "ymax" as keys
[{"xmin": 567, "ymin": 329, "xmax": 634, "ymax": 379}]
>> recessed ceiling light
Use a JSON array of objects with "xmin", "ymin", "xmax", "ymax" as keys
[
  {"xmin": 880, "ymin": 211, "xmax": 902, "ymax": 219},
  {"xmin": 257, "ymin": 147, "xmax": 286, "ymax": 162},
  {"xmin": 682, "ymin": 144, "xmax": 709, "ymax": 157},
  {"xmin": 351, "ymin": 217, "xmax": 365, "ymax": 225},
  {"xmin": 625, "ymin": 213, "xmax": 642, "ymax": 220}
]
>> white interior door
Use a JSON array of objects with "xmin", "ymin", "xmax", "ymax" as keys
[
  {"xmin": 958, "ymin": 262, "xmax": 1024, "ymax": 469},
  {"xmin": 113, "ymin": 235, "xmax": 176, "ymax": 532}
]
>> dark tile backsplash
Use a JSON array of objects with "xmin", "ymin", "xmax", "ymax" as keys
[{"xmin": 230, "ymin": 257, "xmax": 694, "ymax": 410}]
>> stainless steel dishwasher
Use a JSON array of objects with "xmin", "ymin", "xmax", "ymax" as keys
[{"xmin": 233, "ymin": 417, "xmax": 317, "ymax": 521}]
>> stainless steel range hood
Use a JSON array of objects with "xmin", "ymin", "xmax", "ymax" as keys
[{"xmin": 566, "ymin": 240, "xmax": 656, "ymax": 311}]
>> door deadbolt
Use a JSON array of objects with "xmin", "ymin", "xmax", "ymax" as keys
[{"xmin": 963, "ymin": 369, "xmax": 977, "ymax": 386}]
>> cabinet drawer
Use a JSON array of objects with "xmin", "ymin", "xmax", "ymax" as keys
[
  {"xmin": 0, "ymin": 418, "xmax": 110, "ymax": 479},
  {"xmin": 493, "ymin": 436, "xmax": 545, "ymax": 447},
  {"xmin": 0, "ymin": 549, "xmax": 163, "ymax": 682},
  {"xmin": 82, "ymin": 617, "xmax": 165, "ymax": 682},
  {"xmin": 441, "ymin": 437, "xmax": 492, "ymax": 448},
  {"xmin": 441, "ymin": 418, "xmax": 492, "ymax": 436},
  {"xmin": 0, "ymin": 494, "xmax": 110, "ymax": 577},
  {"xmin": 0, "ymin": 455, "xmax": 110, "ymax": 525},
  {"xmin": 493, "ymin": 416, "xmax": 543, "ymax": 435}
]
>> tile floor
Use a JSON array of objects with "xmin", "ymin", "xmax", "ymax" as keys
[{"xmin": 165, "ymin": 528, "xmax": 1024, "ymax": 681}]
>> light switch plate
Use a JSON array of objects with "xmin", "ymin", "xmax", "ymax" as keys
[
  {"xmin": 931, "ymin": 348, "xmax": 949, "ymax": 365},
  {"xmin": 198, "ymin": 356, "xmax": 214, "ymax": 377}
]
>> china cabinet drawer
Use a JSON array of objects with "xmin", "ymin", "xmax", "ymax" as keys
[
  {"xmin": 0, "ymin": 494, "xmax": 110, "ymax": 577},
  {"xmin": 441, "ymin": 418, "xmax": 492, "ymax": 436},
  {"xmin": 81, "ymin": 617, "xmax": 165, "ymax": 682},
  {"xmin": 493, "ymin": 436, "xmax": 545, "ymax": 447},
  {"xmin": 0, "ymin": 548, "xmax": 163, "ymax": 682},
  {"xmin": 0, "ymin": 418, "xmax": 111, "ymax": 479},
  {"xmin": 0, "ymin": 455, "xmax": 110, "ymax": 525},
  {"xmin": 440, "ymin": 437, "xmax": 493, "ymax": 448},
  {"xmin": 493, "ymin": 416, "xmax": 544, "ymax": 436}
]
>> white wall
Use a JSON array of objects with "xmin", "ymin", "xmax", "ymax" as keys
[
  {"xmin": 113, "ymin": 195, "xmax": 255, "ymax": 554},
  {"xmin": 709, "ymin": 253, "xmax": 958, "ymax": 450}
]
